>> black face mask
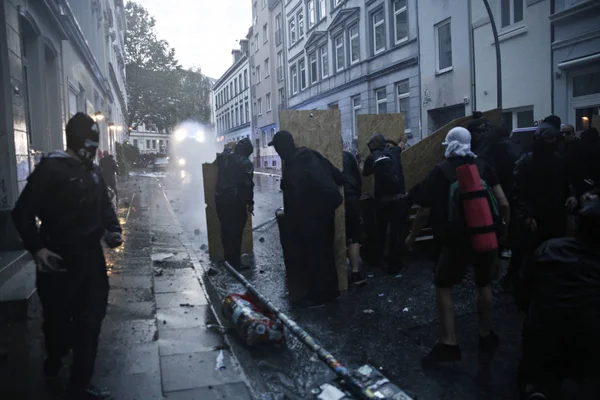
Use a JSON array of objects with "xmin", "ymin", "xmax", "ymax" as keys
[{"xmin": 71, "ymin": 123, "xmax": 100, "ymax": 167}]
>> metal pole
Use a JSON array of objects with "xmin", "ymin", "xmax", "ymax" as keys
[
  {"xmin": 482, "ymin": 0, "xmax": 502, "ymax": 109},
  {"xmin": 222, "ymin": 261, "xmax": 410, "ymax": 400}
]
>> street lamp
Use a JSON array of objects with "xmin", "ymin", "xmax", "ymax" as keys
[
  {"xmin": 482, "ymin": 0, "xmax": 502, "ymax": 109},
  {"xmin": 108, "ymin": 122, "xmax": 116, "ymax": 131},
  {"xmin": 94, "ymin": 111, "xmax": 104, "ymax": 121}
]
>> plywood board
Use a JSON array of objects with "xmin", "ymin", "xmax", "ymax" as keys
[
  {"xmin": 279, "ymin": 109, "xmax": 348, "ymax": 292},
  {"xmin": 203, "ymin": 162, "xmax": 253, "ymax": 262},
  {"xmin": 357, "ymin": 113, "xmax": 406, "ymax": 197},
  {"xmin": 402, "ymin": 109, "xmax": 502, "ymax": 190}
]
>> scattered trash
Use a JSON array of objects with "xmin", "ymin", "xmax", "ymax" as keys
[
  {"xmin": 124, "ymin": 202, "xmax": 130, "ymax": 208},
  {"xmin": 194, "ymin": 229, "xmax": 201, "ymax": 236},
  {"xmin": 378, "ymin": 293, "xmax": 385, "ymax": 297},
  {"xmin": 310, "ymin": 355, "xmax": 319, "ymax": 362},
  {"xmin": 259, "ymin": 270, "xmax": 265, "ymax": 274},
  {"xmin": 363, "ymin": 309, "xmax": 374, "ymax": 314},
  {"xmin": 179, "ymin": 303, "xmax": 194, "ymax": 308},
  {"xmin": 151, "ymin": 253, "xmax": 174, "ymax": 263},
  {"xmin": 150, "ymin": 236, "xmax": 156, "ymax": 242},
  {"xmin": 163, "ymin": 320, "xmax": 167, "ymax": 325},
  {"xmin": 367, "ymin": 274, "xmax": 375, "ymax": 278},
  {"xmin": 259, "ymin": 237, "xmax": 265, "ymax": 243},
  {"xmin": 207, "ymin": 267, "xmax": 218, "ymax": 276},
  {"xmin": 402, "ymin": 307, "xmax": 410, "ymax": 312},
  {"xmin": 153, "ymin": 267, "xmax": 163, "ymax": 277},
  {"xmin": 200, "ymin": 244, "xmax": 208, "ymax": 250},
  {"xmin": 215, "ymin": 350, "xmax": 226, "ymax": 370},
  {"xmin": 394, "ymin": 274, "xmax": 402, "ymax": 279}
]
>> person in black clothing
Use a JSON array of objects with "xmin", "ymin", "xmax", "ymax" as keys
[
  {"xmin": 99, "ymin": 150, "xmax": 119, "ymax": 199},
  {"xmin": 215, "ymin": 138, "xmax": 254, "ymax": 270},
  {"xmin": 542, "ymin": 115, "xmax": 562, "ymax": 131},
  {"xmin": 11, "ymin": 113, "xmax": 123, "ymax": 400},
  {"xmin": 343, "ymin": 149, "xmax": 364, "ymax": 285},
  {"xmin": 406, "ymin": 127, "xmax": 510, "ymax": 363},
  {"xmin": 518, "ymin": 195, "xmax": 600, "ymax": 400},
  {"xmin": 363, "ymin": 133, "xmax": 407, "ymax": 273},
  {"xmin": 269, "ymin": 130, "xmax": 344, "ymax": 308}
]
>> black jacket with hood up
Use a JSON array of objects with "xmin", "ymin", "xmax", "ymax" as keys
[
  {"xmin": 215, "ymin": 138, "xmax": 255, "ymax": 206},
  {"xmin": 11, "ymin": 151, "xmax": 121, "ymax": 254}
]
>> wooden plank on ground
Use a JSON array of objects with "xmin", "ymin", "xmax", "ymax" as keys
[
  {"xmin": 279, "ymin": 109, "xmax": 348, "ymax": 292},
  {"xmin": 203, "ymin": 161, "xmax": 253, "ymax": 262},
  {"xmin": 357, "ymin": 113, "xmax": 406, "ymax": 197}
]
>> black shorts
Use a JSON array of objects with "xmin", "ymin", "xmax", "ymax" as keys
[
  {"xmin": 345, "ymin": 199, "xmax": 362, "ymax": 245},
  {"xmin": 435, "ymin": 245, "xmax": 497, "ymax": 288}
]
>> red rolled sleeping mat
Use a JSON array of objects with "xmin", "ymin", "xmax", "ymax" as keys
[{"xmin": 456, "ymin": 164, "xmax": 498, "ymax": 252}]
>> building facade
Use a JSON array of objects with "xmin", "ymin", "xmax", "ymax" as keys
[
  {"xmin": 129, "ymin": 125, "xmax": 170, "ymax": 155},
  {"xmin": 0, "ymin": 0, "xmax": 128, "ymax": 250},
  {"xmin": 248, "ymin": 0, "xmax": 285, "ymax": 170},
  {"xmin": 551, "ymin": 0, "xmax": 600, "ymax": 131},
  {"xmin": 283, "ymin": 0, "xmax": 420, "ymax": 146},
  {"xmin": 212, "ymin": 39, "xmax": 253, "ymax": 145}
]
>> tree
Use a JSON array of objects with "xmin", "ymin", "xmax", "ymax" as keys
[{"xmin": 175, "ymin": 67, "xmax": 212, "ymax": 124}]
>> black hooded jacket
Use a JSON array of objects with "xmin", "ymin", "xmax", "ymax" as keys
[
  {"xmin": 11, "ymin": 151, "xmax": 121, "ymax": 254},
  {"xmin": 216, "ymin": 138, "xmax": 254, "ymax": 206},
  {"xmin": 363, "ymin": 134, "xmax": 405, "ymax": 198},
  {"xmin": 342, "ymin": 151, "xmax": 362, "ymax": 202}
]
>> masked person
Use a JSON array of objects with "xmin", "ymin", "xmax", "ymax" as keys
[
  {"xmin": 11, "ymin": 113, "xmax": 123, "ymax": 399},
  {"xmin": 99, "ymin": 150, "xmax": 119, "ymax": 200},
  {"xmin": 269, "ymin": 131, "xmax": 344, "ymax": 308},
  {"xmin": 363, "ymin": 133, "xmax": 407, "ymax": 274},
  {"xmin": 215, "ymin": 138, "xmax": 254, "ymax": 270},
  {"xmin": 518, "ymin": 196, "xmax": 600, "ymax": 400},
  {"xmin": 406, "ymin": 127, "xmax": 510, "ymax": 363},
  {"xmin": 343, "ymin": 149, "xmax": 365, "ymax": 285}
]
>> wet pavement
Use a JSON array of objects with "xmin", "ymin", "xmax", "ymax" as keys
[{"xmin": 162, "ymin": 171, "xmax": 529, "ymax": 400}]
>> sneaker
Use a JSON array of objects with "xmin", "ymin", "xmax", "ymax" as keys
[
  {"xmin": 68, "ymin": 384, "xmax": 113, "ymax": 400},
  {"xmin": 349, "ymin": 272, "xmax": 367, "ymax": 286},
  {"xmin": 479, "ymin": 331, "xmax": 500, "ymax": 354},
  {"xmin": 291, "ymin": 298, "xmax": 325, "ymax": 309},
  {"xmin": 422, "ymin": 343, "xmax": 461, "ymax": 364}
]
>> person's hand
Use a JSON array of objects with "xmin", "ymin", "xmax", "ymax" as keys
[
  {"xmin": 525, "ymin": 217, "xmax": 537, "ymax": 232},
  {"xmin": 565, "ymin": 196, "xmax": 578, "ymax": 212},
  {"xmin": 405, "ymin": 235, "xmax": 416, "ymax": 252},
  {"xmin": 104, "ymin": 232, "xmax": 124, "ymax": 248},
  {"xmin": 35, "ymin": 248, "xmax": 64, "ymax": 273}
]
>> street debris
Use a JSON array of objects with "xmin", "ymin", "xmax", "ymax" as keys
[
  {"xmin": 394, "ymin": 274, "xmax": 403, "ymax": 279},
  {"xmin": 151, "ymin": 253, "xmax": 174, "ymax": 263},
  {"xmin": 367, "ymin": 274, "xmax": 375, "ymax": 278},
  {"xmin": 378, "ymin": 293, "xmax": 385, "ymax": 297},
  {"xmin": 215, "ymin": 350, "xmax": 226, "ymax": 370},
  {"xmin": 363, "ymin": 309, "xmax": 374, "ymax": 314},
  {"xmin": 207, "ymin": 267, "xmax": 219, "ymax": 276},
  {"xmin": 153, "ymin": 267, "xmax": 163, "ymax": 277},
  {"xmin": 402, "ymin": 307, "xmax": 410, "ymax": 312},
  {"xmin": 179, "ymin": 303, "xmax": 194, "ymax": 308},
  {"xmin": 194, "ymin": 229, "xmax": 200, "ymax": 236},
  {"xmin": 259, "ymin": 237, "xmax": 265, "ymax": 243},
  {"xmin": 200, "ymin": 244, "xmax": 208, "ymax": 250}
]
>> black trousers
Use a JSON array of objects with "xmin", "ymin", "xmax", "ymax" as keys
[
  {"xmin": 375, "ymin": 198, "xmax": 408, "ymax": 273},
  {"xmin": 36, "ymin": 243, "xmax": 109, "ymax": 390},
  {"xmin": 216, "ymin": 198, "xmax": 248, "ymax": 269}
]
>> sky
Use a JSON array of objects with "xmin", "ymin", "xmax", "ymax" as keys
[{"xmin": 134, "ymin": 0, "xmax": 252, "ymax": 79}]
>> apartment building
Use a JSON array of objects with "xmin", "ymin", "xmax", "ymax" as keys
[
  {"xmin": 0, "ymin": 0, "xmax": 128, "ymax": 250},
  {"xmin": 283, "ymin": 0, "xmax": 420, "ymax": 146},
  {"xmin": 248, "ymin": 0, "xmax": 285, "ymax": 170},
  {"xmin": 551, "ymin": 0, "xmax": 600, "ymax": 131},
  {"xmin": 213, "ymin": 39, "xmax": 253, "ymax": 145}
]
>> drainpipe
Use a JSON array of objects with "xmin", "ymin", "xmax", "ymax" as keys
[
  {"xmin": 550, "ymin": 0, "xmax": 555, "ymax": 115},
  {"xmin": 482, "ymin": 0, "xmax": 502, "ymax": 109},
  {"xmin": 416, "ymin": 0, "xmax": 423, "ymax": 141},
  {"xmin": 468, "ymin": 0, "xmax": 477, "ymax": 112}
]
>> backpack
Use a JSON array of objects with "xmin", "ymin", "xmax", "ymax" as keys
[
  {"xmin": 373, "ymin": 149, "xmax": 403, "ymax": 196},
  {"xmin": 438, "ymin": 160, "xmax": 503, "ymax": 242}
]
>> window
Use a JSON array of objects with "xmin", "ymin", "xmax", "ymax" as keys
[
  {"xmin": 262, "ymin": 130, "xmax": 267, "ymax": 147},
  {"xmin": 308, "ymin": 0, "xmax": 316, "ymax": 28},
  {"xmin": 152, "ymin": 140, "xmax": 157, "ymax": 149},
  {"xmin": 349, "ymin": 25, "xmax": 360, "ymax": 64},
  {"xmin": 245, "ymin": 101, "xmax": 249, "ymax": 121},
  {"xmin": 272, "ymin": 160, "xmax": 277, "ymax": 167},
  {"xmin": 573, "ymin": 71, "xmax": 600, "ymax": 97},
  {"xmin": 277, "ymin": 51, "xmax": 284, "ymax": 81},
  {"xmin": 289, "ymin": 19, "xmax": 296, "ymax": 46},
  {"xmin": 396, "ymin": 80, "xmax": 411, "ymax": 133},
  {"xmin": 265, "ymin": 58, "xmax": 270, "ymax": 78},
  {"xmin": 276, "ymin": 13, "xmax": 283, "ymax": 45},
  {"xmin": 333, "ymin": 0, "xmax": 342, "ymax": 8},
  {"xmin": 299, "ymin": 59, "xmax": 307, "ymax": 90},
  {"xmin": 263, "ymin": 0, "xmax": 267, "ymax": 8},
  {"xmin": 146, "ymin": 139, "xmax": 150, "ymax": 149},
  {"xmin": 279, "ymin": 87, "xmax": 285, "ymax": 107},
  {"xmin": 297, "ymin": 10, "xmax": 304, "ymax": 38},
  {"xmin": 376, "ymin": 88, "xmax": 387, "ymax": 114},
  {"xmin": 352, "ymin": 96, "xmax": 361, "ymax": 138},
  {"xmin": 234, "ymin": 78, "xmax": 238, "ymax": 95},
  {"xmin": 576, "ymin": 107, "xmax": 599, "ymax": 131},
  {"xmin": 393, "ymin": 0, "xmax": 408, "ymax": 44},
  {"xmin": 239, "ymin": 104, "xmax": 244, "ymax": 124},
  {"xmin": 319, "ymin": 0, "xmax": 326, "ymax": 20},
  {"xmin": 373, "ymin": 10, "xmax": 386, "ymax": 54},
  {"xmin": 320, "ymin": 44, "xmax": 329, "ymax": 78},
  {"xmin": 235, "ymin": 107, "xmax": 239, "ymax": 125},
  {"xmin": 435, "ymin": 20, "xmax": 452, "ymax": 73},
  {"xmin": 68, "ymin": 88, "xmax": 78, "ymax": 119},
  {"xmin": 335, "ymin": 34, "xmax": 345, "ymax": 71},
  {"xmin": 263, "ymin": 24, "xmax": 268, "ymax": 43},
  {"xmin": 502, "ymin": 108, "xmax": 534, "ymax": 132},
  {"xmin": 257, "ymin": 98, "xmax": 262, "ymax": 115},
  {"xmin": 291, "ymin": 65, "xmax": 298, "ymax": 94},
  {"xmin": 501, "ymin": 0, "xmax": 524, "ymax": 28},
  {"xmin": 133, "ymin": 139, "xmax": 138, "ymax": 148},
  {"xmin": 266, "ymin": 93, "xmax": 272, "ymax": 112},
  {"xmin": 309, "ymin": 53, "xmax": 318, "ymax": 84},
  {"xmin": 244, "ymin": 70, "xmax": 248, "ymax": 88},
  {"xmin": 256, "ymin": 66, "xmax": 261, "ymax": 83},
  {"xmin": 255, "ymin": 33, "xmax": 259, "ymax": 51}
]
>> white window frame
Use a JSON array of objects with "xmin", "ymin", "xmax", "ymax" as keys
[
  {"xmin": 393, "ymin": 0, "xmax": 408, "ymax": 45},
  {"xmin": 435, "ymin": 19, "xmax": 453, "ymax": 74},
  {"xmin": 297, "ymin": 10, "xmax": 305, "ymax": 38},
  {"xmin": 255, "ymin": 33, "xmax": 260, "ymax": 52},
  {"xmin": 299, "ymin": 58, "xmax": 307, "ymax": 90},
  {"xmin": 263, "ymin": 23, "xmax": 268, "ymax": 44},
  {"xmin": 289, "ymin": 18, "xmax": 297, "ymax": 46},
  {"xmin": 265, "ymin": 58, "xmax": 270, "ymax": 78},
  {"xmin": 257, "ymin": 98, "xmax": 262, "ymax": 115},
  {"xmin": 266, "ymin": 93, "xmax": 272, "ymax": 112},
  {"xmin": 376, "ymin": 88, "xmax": 387, "ymax": 114},
  {"xmin": 308, "ymin": 0, "xmax": 316, "ymax": 28},
  {"xmin": 349, "ymin": 25, "xmax": 360, "ymax": 65},
  {"xmin": 333, "ymin": 0, "xmax": 343, "ymax": 8},
  {"xmin": 372, "ymin": 10, "xmax": 386, "ymax": 55},
  {"xmin": 352, "ymin": 96, "xmax": 361, "ymax": 139},
  {"xmin": 318, "ymin": 0, "xmax": 326, "ymax": 21},
  {"xmin": 320, "ymin": 44, "xmax": 329, "ymax": 78},
  {"xmin": 256, "ymin": 65, "xmax": 261, "ymax": 83},
  {"xmin": 396, "ymin": 81, "xmax": 411, "ymax": 134},
  {"xmin": 309, "ymin": 52, "xmax": 318, "ymax": 84},
  {"xmin": 291, "ymin": 65, "xmax": 298, "ymax": 94},
  {"xmin": 500, "ymin": 0, "xmax": 524, "ymax": 29},
  {"xmin": 334, "ymin": 34, "xmax": 345, "ymax": 72}
]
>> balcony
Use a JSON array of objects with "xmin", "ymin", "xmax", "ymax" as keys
[
  {"xmin": 275, "ymin": 29, "xmax": 282, "ymax": 46},
  {"xmin": 276, "ymin": 66, "xmax": 283, "ymax": 82}
]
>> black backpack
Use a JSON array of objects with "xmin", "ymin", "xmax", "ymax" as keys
[{"xmin": 373, "ymin": 149, "xmax": 403, "ymax": 196}]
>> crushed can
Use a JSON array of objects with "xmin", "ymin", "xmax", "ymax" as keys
[{"xmin": 222, "ymin": 293, "xmax": 285, "ymax": 347}]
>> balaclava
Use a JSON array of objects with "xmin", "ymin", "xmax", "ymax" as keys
[
  {"xmin": 66, "ymin": 112, "xmax": 100, "ymax": 168},
  {"xmin": 234, "ymin": 137, "xmax": 254, "ymax": 158},
  {"xmin": 367, "ymin": 134, "xmax": 386, "ymax": 153},
  {"xmin": 269, "ymin": 130, "xmax": 297, "ymax": 161},
  {"xmin": 533, "ymin": 122, "xmax": 561, "ymax": 155}
]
